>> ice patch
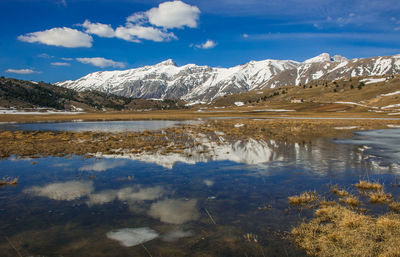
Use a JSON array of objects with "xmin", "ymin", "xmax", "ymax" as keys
[{"xmin": 106, "ymin": 227, "xmax": 159, "ymax": 247}]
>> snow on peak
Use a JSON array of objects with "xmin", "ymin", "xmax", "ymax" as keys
[
  {"xmin": 304, "ymin": 53, "xmax": 332, "ymax": 63},
  {"xmin": 155, "ymin": 59, "xmax": 177, "ymax": 66},
  {"xmin": 333, "ymin": 55, "xmax": 348, "ymax": 62}
]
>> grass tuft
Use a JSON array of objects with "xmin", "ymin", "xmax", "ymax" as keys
[
  {"xmin": 354, "ymin": 180, "xmax": 382, "ymax": 191},
  {"xmin": 288, "ymin": 191, "xmax": 318, "ymax": 207}
]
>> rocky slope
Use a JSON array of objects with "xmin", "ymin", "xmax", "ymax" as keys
[{"xmin": 57, "ymin": 53, "xmax": 400, "ymax": 102}]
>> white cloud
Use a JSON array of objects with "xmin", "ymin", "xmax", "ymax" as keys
[
  {"xmin": 18, "ymin": 27, "xmax": 92, "ymax": 48},
  {"xmin": 242, "ymin": 33, "xmax": 249, "ymax": 38},
  {"xmin": 61, "ymin": 57, "xmax": 73, "ymax": 61},
  {"xmin": 24, "ymin": 181, "xmax": 94, "ymax": 201},
  {"xmin": 146, "ymin": 1, "xmax": 200, "ymax": 29},
  {"xmin": 81, "ymin": 20, "xmax": 115, "ymax": 38},
  {"xmin": 5, "ymin": 69, "xmax": 37, "ymax": 74},
  {"xmin": 195, "ymin": 40, "xmax": 217, "ymax": 49},
  {"xmin": 76, "ymin": 57, "xmax": 126, "ymax": 68},
  {"xmin": 106, "ymin": 227, "xmax": 159, "ymax": 247},
  {"xmin": 115, "ymin": 24, "xmax": 177, "ymax": 42},
  {"xmin": 148, "ymin": 199, "xmax": 199, "ymax": 224},
  {"xmin": 51, "ymin": 62, "xmax": 70, "ymax": 66},
  {"xmin": 126, "ymin": 12, "xmax": 147, "ymax": 24}
]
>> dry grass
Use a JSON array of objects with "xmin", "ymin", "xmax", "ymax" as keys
[
  {"xmin": 292, "ymin": 204, "xmax": 400, "ymax": 257},
  {"xmin": 0, "ymin": 178, "xmax": 18, "ymax": 186},
  {"xmin": 331, "ymin": 185, "xmax": 350, "ymax": 197},
  {"xmin": 389, "ymin": 202, "xmax": 400, "ymax": 213},
  {"xmin": 339, "ymin": 196, "xmax": 360, "ymax": 207},
  {"xmin": 354, "ymin": 180, "xmax": 383, "ymax": 191},
  {"xmin": 288, "ymin": 191, "xmax": 319, "ymax": 207},
  {"xmin": 368, "ymin": 190, "xmax": 393, "ymax": 204}
]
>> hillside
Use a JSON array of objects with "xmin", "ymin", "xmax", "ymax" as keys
[
  {"xmin": 57, "ymin": 53, "xmax": 400, "ymax": 102},
  {"xmin": 208, "ymin": 75, "xmax": 400, "ymax": 114},
  {"xmin": 0, "ymin": 77, "xmax": 186, "ymax": 112}
]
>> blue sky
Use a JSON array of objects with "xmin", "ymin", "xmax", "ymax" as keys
[{"xmin": 1, "ymin": 0, "xmax": 400, "ymax": 83}]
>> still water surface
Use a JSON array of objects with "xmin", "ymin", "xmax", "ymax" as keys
[{"xmin": 0, "ymin": 124, "xmax": 399, "ymax": 256}]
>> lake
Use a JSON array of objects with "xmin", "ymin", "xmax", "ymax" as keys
[{"xmin": 0, "ymin": 122, "xmax": 399, "ymax": 256}]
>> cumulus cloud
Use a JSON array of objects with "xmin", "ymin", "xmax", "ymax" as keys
[
  {"xmin": 5, "ymin": 69, "xmax": 37, "ymax": 74},
  {"xmin": 149, "ymin": 199, "xmax": 199, "ymax": 224},
  {"xmin": 76, "ymin": 57, "xmax": 126, "ymax": 68},
  {"xmin": 115, "ymin": 24, "xmax": 177, "ymax": 42},
  {"xmin": 25, "ymin": 180, "xmax": 94, "ymax": 201},
  {"xmin": 195, "ymin": 40, "xmax": 217, "ymax": 49},
  {"xmin": 81, "ymin": 20, "xmax": 115, "ymax": 38},
  {"xmin": 18, "ymin": 27, "xmax": 93, "ymax": 48},
  {"xmin": 51, "ymin": 62, "xmax": 70, "ymax": 66},
  {"xmin": 106, "ymin": 227, "xmax": 159, "ymax": 247},
  {"xmin": 145, "ymin": 1, "xmax": 200, "ymax": 29},
  {"xmin": 79, "ymin": 160, "xmax": 126, "ymax": 172}
]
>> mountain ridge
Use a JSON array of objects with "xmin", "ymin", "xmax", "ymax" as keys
[{"xmin": 57, "ymin": 53, "xmax": 400, "ymax": 102}]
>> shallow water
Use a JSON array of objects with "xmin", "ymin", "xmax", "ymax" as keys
[
  {"xmin": 0, "ymin": 120, "xmax": 201, "ymax": 132},
  {"xmin": 0, "ymin": 128, "xmax": 399, "ymax": 256}
]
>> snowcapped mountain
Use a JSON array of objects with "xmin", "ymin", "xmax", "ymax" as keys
[{"xmin": 56, "ymin": 53, "xmax": 400, "ymax": 102}]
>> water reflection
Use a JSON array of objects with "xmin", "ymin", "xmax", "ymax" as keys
[
  {"xmin": 148, "ymin": 199, "xmax": 199, "ymax": 224},
  {"xmin": 1, "ymin": 129, "xmax": 400, "ymax": 256},
  {"xmin": 96, "ymin": 131, "xmax": 400, "ymax": 175},
  {"xmin": 0, "ymin": 120, "xmax": 201, "ymax": 132},
  {"xmin": 24, "ymin": 180, "xmax": 94, "ymax": 201}
]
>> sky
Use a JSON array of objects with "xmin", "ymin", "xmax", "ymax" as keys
[{"xmin": 0, "ymin": 0, "xmax": 400, "ymax": 83}]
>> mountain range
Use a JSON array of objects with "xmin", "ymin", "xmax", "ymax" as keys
[{"xmin": 57, "ymin": 53, "xmax": 400, "ymax": 102}]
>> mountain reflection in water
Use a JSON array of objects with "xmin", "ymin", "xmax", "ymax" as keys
[{"xmin": 0, "ymin": 129, "xmax": 399, "ymax": 256}]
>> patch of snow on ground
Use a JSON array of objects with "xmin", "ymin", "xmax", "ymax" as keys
[
  {"xmin": 252, "ymin": 109, "xmax": 295, "ymax": 112},
  {"xmin": 234, "ymin": 123, "xmax": 244, "ymax": 128},
  {"xmin": 0, "ymin": 109, "xmax": 84, "ymax": 115},
  {"xmin": 334, "ymin": 126, "xmax": 358, "ymax": 130},
  {"xmin": 387, "ymin": 124, "xmax": 400, "ymax": 128},
  {"xmin": 380, "ymin": 90, "xmax": 400, "ymax": 97},
  {"xmin": 360, "ymin": 78, "xmax": 387, "ymax": 85},
  {"xmin": 381, "ymin": 104, "xmax": 400, "ymax": 109},
  {"xmin": 334, "ymin": 101, "xmax": 377, "ymax": 109},
  {"xmin": 387, "ymin": 113, "xmax": 400, "ymax": 115},
  {"xmin": 234, "ymin": 102, "xmax": 244, "ymax": 107}
]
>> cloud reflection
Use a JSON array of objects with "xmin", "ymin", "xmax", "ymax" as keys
[
  {"xmin": 87, "ymin": 186, "xmax": 165, "ymax": 205},
  {"xmin": 149, "ymin": 199, "xmax": 199, "ymax": 224},
  {"xmin": 25, "ymin": 181, "xmax": 94, "ymax": 201},
  {"xmin": 79, "ymin": 160, "xmax": 127, "ymax": 172}
]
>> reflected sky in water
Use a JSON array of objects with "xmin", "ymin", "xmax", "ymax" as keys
[
  {"xmin": 0, "ymin": 129, "xmax": 400, "ymax": 256},
  {"xmin": 0, "ymin": 120, "xmax": 201, "ymax": 132}
]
